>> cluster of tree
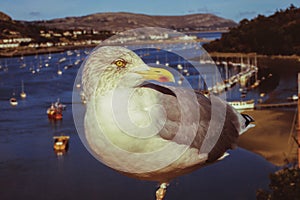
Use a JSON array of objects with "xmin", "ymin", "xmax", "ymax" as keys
[
  {"xmin": 256, "ymin": 166, "xmax": 300, "ymax": 199},
  {"xmin": 203, "ymin": 5, "xmax": 300, "ymax": 55}
]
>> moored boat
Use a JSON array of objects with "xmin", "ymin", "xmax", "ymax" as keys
[
  {"xmin": 47, "ymin": 103, "xmax": 63, "ymax": 120},
  {"xmin": 10, "ymin": 97, "xmax": 18, "ymax": 106},
  {"xmin": 228, "ymin": 99, "xmax": 255, "ymax": 110},
  {"xmin": 57, "ymin": 69, "xmax": 62, "ymax": 75},
  {"xmin": 287, "ymin": 94, "xmax": 298, "ymax": 101},
  {"xmin": 20, "ymin": 91, "xmax": 26, "ymax": 99},
  {"xmin": 53, "ymin": 135, "xmax": 70, "ymax": 153},
  {"xmin": 20, "ymin": 80, "xmax": 26, "ymax": 99}
]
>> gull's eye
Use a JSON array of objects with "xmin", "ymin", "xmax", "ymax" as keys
[{"xmin": 113, "ymin": 59, "xmax": 127, "ymax": 68}]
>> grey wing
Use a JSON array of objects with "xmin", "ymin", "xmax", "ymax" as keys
[
  {"xmin": 202, "ymin": 95, "xmax": 242, "ymax": 162},
  {"xmin": 193, "ymin": 92, "xmax": 246, "ymax": 162},
  {"xmin": 142, "ymin": 83, "xmax": 202, "ymax": 143},
  {"xmin": 142, "ymin": 83, "xmax": 245, "ymax": 162}
]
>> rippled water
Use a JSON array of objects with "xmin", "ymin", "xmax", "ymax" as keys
[{"xmin": 0, "ymin": 44, "xmax": 290, "ymax": 200}]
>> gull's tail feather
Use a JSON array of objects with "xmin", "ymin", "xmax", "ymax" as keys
[
  {"xmin": 239, "ymin": 113, "xmax": 255, "ymax": 135},
  {"xmin": 242, "ymin": 114, "xmax": 255, "ymax": 127}
]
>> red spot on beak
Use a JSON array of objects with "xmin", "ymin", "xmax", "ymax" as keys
[{"xmin": 159, "ymin": 76, "xmax": 169, "ymax": 82}]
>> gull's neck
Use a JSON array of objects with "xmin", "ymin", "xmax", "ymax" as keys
[{"xmin": 95, "ymin": 68, "xmax": 129, "ymax": 96}]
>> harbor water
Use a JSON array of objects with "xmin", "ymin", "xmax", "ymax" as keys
[{"xmin": 0, "ymin": 39, "xmax": 298, "ymax": 199}]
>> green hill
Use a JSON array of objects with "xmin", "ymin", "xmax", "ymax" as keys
[
  {"xmin": 0, "ymin": 12, "xmax": 56, "ymax": 43},
  {"xmin": 203, "ymin": 5, "xmax": 300, "ymax": 55}
]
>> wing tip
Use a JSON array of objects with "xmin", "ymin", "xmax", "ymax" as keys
[{"xmin": 242, "ymin": 113, "xmax": 255, "ymax": 127}]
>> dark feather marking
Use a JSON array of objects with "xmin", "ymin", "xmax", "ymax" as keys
[
  {"xmin": 140, "ymin": 83, "xmax": 176, "ymax": 97},
  {"xmin": 242, "ymin": 113, "xmax": 255, "ymax": 127}
]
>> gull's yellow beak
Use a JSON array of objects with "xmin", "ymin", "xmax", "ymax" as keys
[{"xmin": 136, "ymin": 67, "xmax": 175, "ymax": 83}]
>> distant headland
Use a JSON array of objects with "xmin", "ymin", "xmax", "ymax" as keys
[{"xmin": 0, "ymin": 11, "xmax": 235, "ymax": 57}]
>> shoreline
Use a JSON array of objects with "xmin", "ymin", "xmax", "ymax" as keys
[
  {"xmin": 1, "ymin": 38, "xmax": 216, "ymax": 58},
  {"xmin": 238, "ymin": 109, "xmax": 298, "ymax": 166},
  {"xmin": 1, "ymin": 41, "xmax": 300, "ymax": 60},
  {"xmin": 0, "ymin": 44, "xmax": 97, "ymax": 58},
  {"xmin": 209, "ymin": 51, "xmax": 300, "ymax": 61},
  {"xmin": 0, "ymin": 38, "xmax": 210, "ymax": 58}
]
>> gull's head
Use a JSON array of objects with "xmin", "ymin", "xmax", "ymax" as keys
[{"xmin": 82, "ymin": 46, "xmax": 175, "ymax": 98}]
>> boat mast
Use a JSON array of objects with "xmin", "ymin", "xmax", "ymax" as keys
[
  {"xmin": 297, "ymin": 73, "xmax": 300, "ymax": 168},
  {"xmin": 255, "ymin": 56, "xmax": 258, "ymax": 81},
  {"xmin": 20, "ymin": 80, "xmax": 27, "ymax": 99},
  {"xmin": 21, "ymin": 80, "xmax": 24, "ymax": 93}
]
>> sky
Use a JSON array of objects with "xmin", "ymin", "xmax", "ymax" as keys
[{"xmin": 0, "ymin": 0, "xmax": 299, "ymax": 22}]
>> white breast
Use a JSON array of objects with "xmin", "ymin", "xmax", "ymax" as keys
[{"xmin": 84, "ymin": 87, "xmax": 206, "ymax": 177}]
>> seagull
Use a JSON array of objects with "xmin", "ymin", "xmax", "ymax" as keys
[{"xmin": 81, "ymin": 46, "xmax": 254, "ymax": 200}]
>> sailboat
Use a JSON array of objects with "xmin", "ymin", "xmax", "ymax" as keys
[
  {"xmin": 251, "ymin": 56, "xmax": 260, "ymax": 88},
  {"xmin": 57, "ymin": 64, "xmax": 62, "ymax": 75},
  {"xmin": 10, "ymin": 92, "xmax": 18, "ymax": 106},
  {"xmin": 10, "ymin": 97, "xmax": 18, "ymax": 106},
  {"xmin": 47, "ymin": 103, "xmax": 63, "ymax": 120},
  {"xmin": 20, "ymin": 80, "xmax": 26, "ymax": 99}
]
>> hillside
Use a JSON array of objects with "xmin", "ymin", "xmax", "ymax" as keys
[
  {"xmin": 31, "ymin": 12, "xmax": 236, "ymax": 32},
  {"xmin": 0, "ymin": 12, "xmax": 40, "ymax": 39},
  {"xmin": 0, "ymin": 11, "xmax": 12, "ymax": 21},
  {"xmin": 203, "ymin": 5, "xmax": 300, "ymax": 55},
  {"xmin": 0, "ymin": 11, "xmax": 236, "ymax": 57}
]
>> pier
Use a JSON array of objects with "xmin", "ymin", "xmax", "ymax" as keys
[
  {"xmin": 200, "ymin": 54, "xmax": 259, "ymax": 95},
  {"xmin": 255, "ymin": 102, "xmax": 297, "ymax": 109}
]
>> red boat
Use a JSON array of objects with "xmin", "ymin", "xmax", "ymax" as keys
[{"xmin": 47, "ymin": 103, "xmax": 63, "ymax": 120}]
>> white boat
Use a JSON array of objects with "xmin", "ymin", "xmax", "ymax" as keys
[
  {"xmin": 57, "ymin": 64, "xmax": 62, "ymax": 75},
  {"xmin": 292, "ymin": 95, "xmax": 298, "ymax": 101},
  {"xmin": 59, "ymin": 57, "xmax": 66, "ymax": 63},
  {"xmin": 10, "ymin": 97, "xmax": 18, "ymax": 106},
  {"xmin": 54, "ymin": 98, "xmax": 66, "ymax": 110},
  {"xmin": 287, "ymin": 94, "xmax": 298, "ymax": 101},
  {"xmin": 57, "ymin": 59, "xmax": 63, "ymax": 75},
  {"xmin": 20, "ymin": 80, "xmax": 26, "ymax": 99},
  {"xmin": 57, "ymin": 69, "xmax": 62, "ymax": 75},
  {"xmin": 80, "ymin": 91, "xmax": 87, "ymax": 104},
  {"xmin": 228, "ymin": 100, "xmax": 255, "ymax": 110},
  {"xmin": 74, "ymin": 60, "xmax": 81, "ymax": 65}
]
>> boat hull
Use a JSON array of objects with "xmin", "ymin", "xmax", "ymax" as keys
[
  {"xmin": 48, "ymin": 113, "xmax": 63, "ymax": 120},
  {"xmin": 10, "ymin": 98, "xmax": 18, "ymax": 106},
  {"xmin": 47, "ymin": 108, "xmax": 63, "ymax": 120},
  {"xmin": 53, "ymin": 136, "xmax": 70, "ymax": 155},
  {"xmin": 228, "ymin": 100, "xmax": 255, "ymax": 110}
]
